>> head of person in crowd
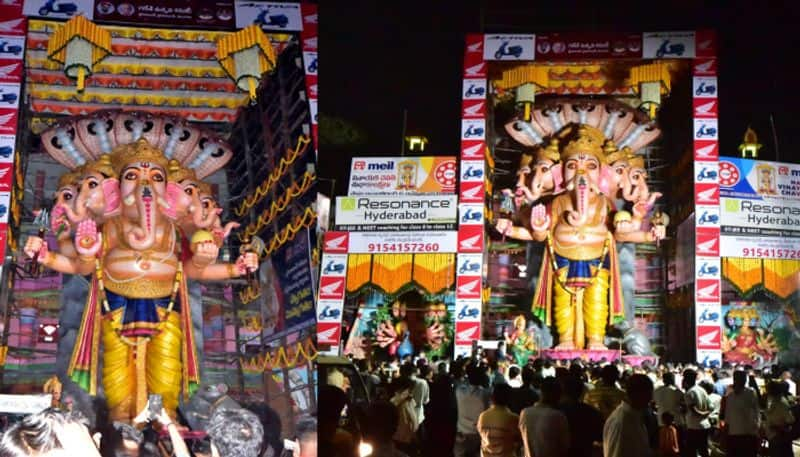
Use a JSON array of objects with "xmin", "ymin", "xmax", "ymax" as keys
[
  {"xmin": 732, "ymin": 369, "xmax": 747, "ymax": 392},
  {"xmin": 509, "ymin": 365, "xmax": 521, "ymax": 382},
  {"xmin": 0, "ymin": 408, "xmax": 95, "ymax": 457},
  {"xmin": 662, "ymin": 371, "xmax": 675, "ymax": 387},
  {"xmin": 766, "ymin": 380, "xmax": 784, "ymax": 399},
  {"xmin": 521, "ymin": 365, "xmax": 536, "ymax": 388},
  {"xmin": 290, "ymin": 415, "xmax": 317, "ymax": 457},
  {"xmin": 682, "ymin": 368, "xmax": 698, "ymax": 390},
  {"xmin": 327, "ymin": 368, "xmax": 350, "ymax": 393},
  {"xmin": 400, "ymin": 361, "xmax": 416, "ymax": 380},
  {"xmin": 361, "ymin": 400, "xmax": 399, "ymax": 448},
  {"xmin": 561, "ymin": 373, "xmax": 585, "ymax": 403},
  {"xmin": 601, "ymin": 364, "xmax": 620, "ymax": 387},
  {"xmin": 540, "ymin": 376, "xmax": 562, "ymax": 407},
  {"xmin": 419, "ymin": 364, "xmax": 432, "ymax": 381},
  {"xmin": 626, "ymin": 374, "xmax": 654, "ymax": 411},
  {"xmin": 206, "ymin": 407, "xmax": 263, "ymax": 457},
  {"xmin": 491, "ymin": 383, "xmax": 512, "ymax": 408},
  {"xmin": 437, "ymin": 361, "xmax": 448, "ymax": 376},
  {"xmin": 699, "ymin": 380, "xmax": 715, "ymax": 396},
  {"xmin": 467, "ymin": 362, "xmax": 487, "ymax": 387}
]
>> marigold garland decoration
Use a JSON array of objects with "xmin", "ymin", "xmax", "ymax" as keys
[
  {"xmin": 345, "ymin": 253, "xmax": 457, "ymax": 296},
  {"xmin": 234, "ymin": 136, "xmax": 311, "ymax": 216},
  {"xmin": 240, "ymin": 338, "xmax": 317, "ymax": 373},
  {"xmin": 722, "ymin": 258, "xmax": 800, "ymax": 301}
]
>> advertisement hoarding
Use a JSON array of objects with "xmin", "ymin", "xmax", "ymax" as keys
[
  {"xmin": 346, "ymin": 231, "xmax": 458, "ymax": 254},
  {"xmin": 347, "ymin": 156, "xmax": 457, "ymax": 196},
  {"xmin": 719, "ymin": 158, "xmax": 800, "ymax": 259},
  {"xmin": 334, "ymin": 195, "xmax": 457, "ymax": 231}
]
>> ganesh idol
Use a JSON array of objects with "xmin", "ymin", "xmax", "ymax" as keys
[
  {"xmin": 23, "ymin": 110, "xmax": 257, "ymax": 421},
  {"xmin": 496, "ymin": 119, "xmax": 664, "ymax": 351}
]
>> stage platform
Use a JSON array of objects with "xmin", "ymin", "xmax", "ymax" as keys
[{"xmin": 538, "ymin": 349, "xmax": 657, "ymax": 367}]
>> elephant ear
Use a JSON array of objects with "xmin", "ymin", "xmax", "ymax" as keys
[
  {"xmin": 162, "ymin": 182, "xmax": 182, "ymax": 221},
  {"xmin": 550, "ymin": 163, "xmax": 564, "ymax": 194},
  {"xmin": 102, "ymin": 178, "xmax": 121, "ymax": 217},
  {"xmin": 598, "ymin": 164, "xmax": 614, "ymax": 196}
]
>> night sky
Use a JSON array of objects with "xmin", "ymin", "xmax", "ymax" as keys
[{"xmin": 318, "ymin": 1, "xmax": 800, "ymax": 196}]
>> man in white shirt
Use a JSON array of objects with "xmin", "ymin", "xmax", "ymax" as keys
[
  {"xmin": 518, "ymin": 377, "xmax": 569, "ymax": 457},
  {"xmin": 403, "ymin": 363, "xmax": 429, "ymax": 426},
  {"xmin": 653, "ymin": 372, "xmax": 684, "ymax": 427},
  {"xmin": 721, "ymin": 370, "xmax": 760, "ymax": 457},
  {"xmin": 781, "ymin": 370, "xmax": 796, "ymax": 396},
  {"xmin": 683, "ymin": 369, "xmax": 711, "ymax": 457},
  {"xmin": 603, "ymin": 374, "xmax": 654, "ymax": 457}
]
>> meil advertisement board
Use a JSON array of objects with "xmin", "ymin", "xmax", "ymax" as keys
[{"xmin": 347, "ymin": 156, "xmax": 457, "ymax": 195}]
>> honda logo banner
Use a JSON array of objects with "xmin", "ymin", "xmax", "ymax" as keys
[
  {"xmin": 483, "ymin": 34, "xmax": 535, "ymax": 61},
  {"xmin": 317, "ymin": 322, "xmax": 342, "ymax": 346}
]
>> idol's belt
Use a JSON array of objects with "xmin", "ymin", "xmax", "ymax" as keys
[
  {"xmin": 552, "ymin": 242, "xmax": 605, "ymax": 261},
  {"xmin": 103, "ymin": 275, "xmax": 175, "ymax": 298}
]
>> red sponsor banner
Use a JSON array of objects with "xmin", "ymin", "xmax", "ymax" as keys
[
  {"xmin": 455, "ymin": 321, "xmax": 481, "ymax": 345},
  {"xmin": 696, "ymin": 227, "xmax": 721, "ymax": 257},
  {"xmin": 323, "ymin": 231, "xmax": 349, "ymax": 253},
  {"xmin": 0, "ymin": 163, "xmax": 11, "ymax": 192},
  {"xmin": 301, "ymin": 3, "xmax": 318, "ymax": 35},
  {"xmin": 457, "ymin": 225, "xmax": 483, "ymax": 253},
  {"xmin": 696, "ymin": 325, "xmax": 721, "ymax": 349},
  {"xmin": 535, "ymin": 32, "xmax": 642, "ymax": 60},
  {"xmin": 693, "ymin": 99, "xmax": 718, "ymax": 118},
  {"xmin": 459, "ymin": 181, "xmax": 484, "ymax": 203},
  {"xmin": 462, "ymin": 99, "xmax": 486, "ymax": 119},
  {"xmin": 0, "ymin": 109, "xmax": 16, "ymax": 134},
  {"xmin": 0, "ymin": 15, "xmax": 25, "ymax": 36},
  {"xmin": 693, "ymin": 59, "xmax": 717, "ymax": 76},
  {"xmin": 0, "ymin": 223, "xmax": 7, "ymax": 261},
  {"xmin": 456, "ymin": 276, "xmax": 482, "ymax": 299},
  {"xmin": 465, "ymin": 34, "xmax": 483, "ymax": 55},
  {"xmin": 695, "ymin": 30, "xmax": 717, "ymax": 57},
  {"xmin": 694, "ymin": 140, "xmax": 719, "ymax": 161},
  {"xmin": 695, "ymin": 278, "xmax": 721, "ymax": 302},
  {"xmin": 461, "ymin": 140, "xmax": 485, "ymax": 160},
  {"xmin": 694, "ymin": 182, "xmax": 719, "ymax": 205},
  {"xmin": 317, "ymin": 322, "xmax": 341, "ymax": 345},
  {"xmin": 319, "ymin": 276, "xmax": 345, "ymax": 300},
  {"xmin": 463, "ymin": 60, "xmax": 487, "ymax": 78},
  {"xmin": 0, "ymin": 60, "xmax": 21, "ymax": 83}
]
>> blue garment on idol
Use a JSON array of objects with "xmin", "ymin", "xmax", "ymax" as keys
[
  {"xmin": 554, "ymin": 254, "xmax": 610, "ymax": 283},
  {"xmin": 103, "ymin": 289, "xmax": 180, "ymax": 337}
]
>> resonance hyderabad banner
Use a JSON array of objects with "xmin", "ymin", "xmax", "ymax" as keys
[{"xmin": 719, "ymin": 158, "xmax": 800, "ymax": 259}]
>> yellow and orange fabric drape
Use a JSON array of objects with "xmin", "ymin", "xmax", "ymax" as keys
[
  {"xmin": 722, "ymin": 258, "xmax": 800, "ymax": 301},
  {"xmin": 346, "ymin": 253, "xmax": 456, "ymax": 296}
]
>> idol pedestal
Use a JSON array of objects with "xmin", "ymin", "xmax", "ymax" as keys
[{"xmin": 538, "ymin": 349, "xmax": 657, "ymax": 367}]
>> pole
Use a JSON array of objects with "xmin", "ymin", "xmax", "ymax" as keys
[
  {"xmin": 770, "ymin": 114, "xmax": 780, "ymax": 161},
  {"xmin": 400, "ymin": 108, "xmax": 407, "ymax": 157}
]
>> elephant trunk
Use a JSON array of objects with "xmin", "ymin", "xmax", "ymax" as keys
[
  {"xmin": 62, "ymin": 196, "xmax": 88, "ymax": 224},
  {"xmin": 622, "ymin": 181, "xmax": 639, "ymax": 202},
  {"xmin": 566, "ymin": 173, "xmax": 590, "ymax": 227},
  {"xmin": 126, "ymin": 185, "xmax": 158, "ymax": 250}
]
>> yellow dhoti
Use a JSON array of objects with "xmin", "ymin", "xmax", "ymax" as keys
[
  {"xmin": 553, "ymin": 268, "xmax": 610, "ymax": 349},
  {"xmin": 102, "ymin": 308, "xmax": 182, "ymax": 421}
]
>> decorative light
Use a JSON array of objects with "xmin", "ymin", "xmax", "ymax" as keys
[
  {"xmin": 46, "ymin": 15, "xmax": 111, "ymax": 92},
  {"xmin": 739, "ymin": 127, "xmax": 763, "ymax": 158},
  {"xmin": 516, "ymin": 83, "xmax": 536, "ymax": 121},
  {"xmin": 217, "ymin": 24, "xmax": 277, "ymax": 103},
  {"xmin": 629, "ymin": 62, "xmax": 672, "ymax": 121}
]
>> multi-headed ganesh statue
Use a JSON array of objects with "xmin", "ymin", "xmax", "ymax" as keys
[
  {"xmin": 23, "ymin": 111, "xmax": 257, "ymax": 421},
  {"xmin": 497, "ymin": 101, "xmax": 667, "ymax": 351}
]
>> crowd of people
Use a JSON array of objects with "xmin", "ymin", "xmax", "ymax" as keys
[
  {"xmin": 321, "ymin": 354, "xmax": 800, "ymax": 457},
  {"xmin": 0, "ymin": 400, "xmax": 316, "ymax": 457}
]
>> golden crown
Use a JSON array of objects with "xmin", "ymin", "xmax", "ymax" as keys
[
  {"xmin": 537, "ymin": 138, "xmax": 561, "ymax": 163},
  {"xmin": 83, "ymin": 154, "xmax": 116, "ymax": 179},
  {"xmin": 603, "ymin": 140, "xmax": 628, "ymax": 165},
  {"xmin": 197, "ymin": 180, "xmax": 213, "ymax": 198},
  {"xmin": 110, "ymin": 138, "xmax": 170, "ymax": 175},
  {"xmin": 628, "ymin": 155, "xmax": 645, "ymax": 170},
  {"xmin": 519, "ymin": 152, "xmax": 533, "ymax": 169},
  {"xmin": 561, "ymin": 125, "xmax": 606, "ymax": 162},
  {"xmin": 167, "ymin": 159, "xmax": 197, "ymax": 183}
]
